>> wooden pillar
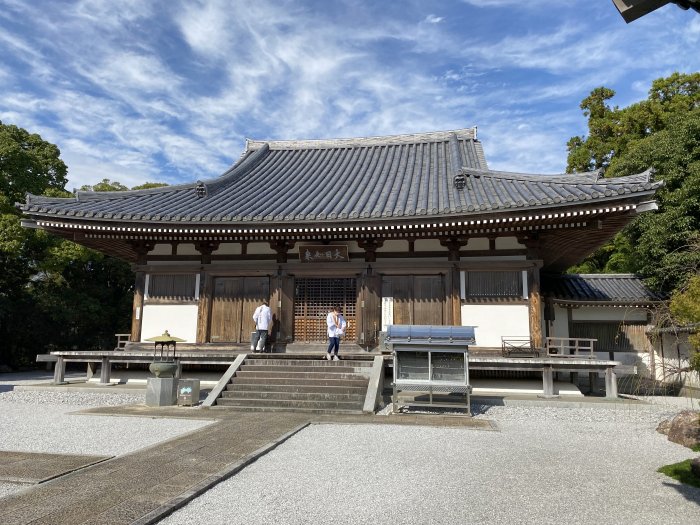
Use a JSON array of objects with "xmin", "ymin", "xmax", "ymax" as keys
[
  {"xmin": 268, "ymin": 274, "xmax": 285, "ymax": 343},
  {"xmin": 528, "ymin": 268, "xmax": 543, "ymax": 349},
  {"xmin": 278, "ymin": 275, "xmax": 295, "ymax": 343},
  {"xmin": 450, "ymin": 267, "xmax": 462, "ymax": 326},
  {"xmin": 439, "ymin": 238, "xmax": 466, "ymax": 327},
  {"xmin": 196, "ymin": 272, "xmax": 213, "ymax": 343},
  {"xmin": 359, "ymin": 273, "xmax": 381, "ymax": 347},
  {"xmin": 130, "ymin": 271, "xmax": 146, "ymax": 343}
]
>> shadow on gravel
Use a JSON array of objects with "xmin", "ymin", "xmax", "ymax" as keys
[
  {"xmin": 663, "ymin": 480, "xmax": 700, "ymax": 506},
  {"xmin": 0, "ymin": 386, "xmax": 14, "ymax": 394}
]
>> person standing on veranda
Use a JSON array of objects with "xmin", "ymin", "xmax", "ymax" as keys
[
  {"xmin": 252, "ymin": 299, "xmax": 272, "ymax": 353},
  {"xmin": 326, "ymin": 306, "xmax": 347, "ymax": 361}
]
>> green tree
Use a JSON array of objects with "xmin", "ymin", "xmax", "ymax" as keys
[
  {"xmin": 132, "ymin": 182, "xmax": 168, "ymax": 190},
  {"xmin": 0, "ymin": 121, "xmax": 137, "ymax": 369},
  {"xmin": 567, "ymin": 73, "xmax": 700, "ymax": 293},
  {"xmin": 79, "ymin": 178, "xmax": 128, "ymax": 192},
  {"xmin": 0, "ymin": 121, "xmax": 67, "ymax": 209}
]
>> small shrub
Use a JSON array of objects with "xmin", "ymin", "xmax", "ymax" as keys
[{"xmin": 658, "ymin": 459, "xmax": 700, "ymax": 489}]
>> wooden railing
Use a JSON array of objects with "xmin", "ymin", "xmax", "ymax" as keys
[{"xmin": 545, "ymin": 337, "xmax": 596, "ymax": 358}]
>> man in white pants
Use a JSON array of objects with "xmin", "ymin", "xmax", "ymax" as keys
[{"xmin": 252, "ymin": 299, "xmax": 272, "ymax": 353}]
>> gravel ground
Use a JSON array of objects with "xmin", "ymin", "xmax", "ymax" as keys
[
  {"xmin": 0, "ymin": 389, "xmax": 213, "ymax": 500},
  {"xmin": 0, "ymin": 390, "xmax": 213, "ymax": 456},
  {"xmin": 160, "ymin": 403, "xmax": 700, "ymax": 525}
]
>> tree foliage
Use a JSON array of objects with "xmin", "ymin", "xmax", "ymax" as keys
[
  {"xmin": 669, "ymin": 274, "xmax": 700, "ymax": 371},
  {"xmin": 567, "ymin": 73, "xmax": 700, "ymax": 293},
  {"xmin": 0, "ymin": 121, "xmax": 68, "ymax": 209},
  {"xmin": 79, "ymin": 178, "xmax": 128, "ymax": 192},
  {"xmin": 0, "ymin": 121, "xmax": 137, "ymax": 370}
]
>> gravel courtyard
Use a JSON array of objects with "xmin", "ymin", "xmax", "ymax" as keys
[
  {"xmin": 1, "ymin": 380, "xmax": 699, "ymax": 525},
  {"xmin": 160, "ymin": 404, "xmax": 700, "ymax": 525}
]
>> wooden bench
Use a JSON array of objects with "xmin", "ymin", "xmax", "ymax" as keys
[{"xmin": 501, "ymin": 337, "xmax": 540, "ymax": 357}]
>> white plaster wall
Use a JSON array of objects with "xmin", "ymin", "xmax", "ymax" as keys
[
  {"xmin": 413, "ymin": 239, "xmax": 443, "ymax": 251},
  {"xmin": 550, "ymin": 305, "xmax": 570, "ymax": 339},
  {"xmin": 571, "ymin": 307, "xmax": 648, "ymax": 322},
  {"xmin": 141, "ymin": 304, "xmax": 199, "ymax": 343},
  {"xmin": 175, "ymin": 243, "xmax": 199, "ymax": 256},
  {"xmin": 464, "ymin": 238, "xmax": 489, "ymax": 251},
  {"xmin": 461, "ymin": 304, "xmax": 530, "ymax": 348},
  {"xmin": 648, "ymin": 333, "xmax": 700, "ymax": 389},
  {"xmin": 149, "ymin": 243, "xmax": 173, "ymax": 256},
  {"xmin": 246, "ymin": 243, "xmax": 275, "ymax": 255},
  {"xmin": 213, "ymin": 243, "xmax": 242, "ymax": 255},
  {"xmin": 376, "ymin": 240, "xmax": 407, "ymax": 252},
  {"xmin": 495, "ymin": 236, "xmax": 524, "ymax": 250}
]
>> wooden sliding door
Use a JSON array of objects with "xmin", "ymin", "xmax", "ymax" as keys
[{"xmin": 209, "ymin": 276, "xmax": 269, "ymax": 343}]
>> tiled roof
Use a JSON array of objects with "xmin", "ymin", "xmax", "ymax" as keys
[
  {"xmin": 542, "ymin": 274, "xmax": 665, "ymax": 305},
  {"xmin": 19, "ymin": 128, "xmax": 661, "ymax": 225}
]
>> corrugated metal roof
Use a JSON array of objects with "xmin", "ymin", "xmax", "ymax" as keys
[
  {"xmin": 19, "ymin": 128, "xmax": 662, "ymax": 225},
  {"xmin": 543, "ymin": 274, "xmax": 665, "ymax": 304}
]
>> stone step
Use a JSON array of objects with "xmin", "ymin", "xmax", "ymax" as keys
[
  {"xmin": 232, "ymin": 377, "xmax": 368, "ymax": 387},
  {"xmin": 221, "ymin": 390, "xmax": 366, "ymax": 402},
  {"xmin": 243, "ymin": 359, "xmax": 374, "ymax": 368},
  {"xmin": 226, "ymin": 383, "xmax": 367, "ymax": 394},
  {"xmin": 235, "ymin": 370, "xmax": 368, "ymax": 380},
  {"xmin": 240, "ymin": 364, "xmax": 369, "ymax": 374},
  {"xmin": 215, "ymin": 397, "xmax": 363, "ymax": 410}
]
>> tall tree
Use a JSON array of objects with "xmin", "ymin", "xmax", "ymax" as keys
[
  {"xmin": 0, "ymin": 122, "xmax": 136, "ymax": 369},
  {"xmin": 567, "ymin": 73, "xmax": 700, "ymax": 293},
  {"xmin": 0, "ymin": 121, "xmax": 67, "ymax": 209}
]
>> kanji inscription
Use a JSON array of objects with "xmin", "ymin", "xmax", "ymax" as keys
[{"xmin": 299, "ymin": 245, "xmax": 349, "ymax": 263}]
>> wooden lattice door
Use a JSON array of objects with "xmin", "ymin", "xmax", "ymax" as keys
[{"xmin": 294, "ymin": 278, "xmax": 357, "ymax": 342}]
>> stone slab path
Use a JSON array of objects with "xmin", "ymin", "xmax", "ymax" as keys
[{"xmin": 0, "ymin": 452, "xmax": 111, "ymax": 484}]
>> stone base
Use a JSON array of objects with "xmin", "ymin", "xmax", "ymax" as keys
[{"xmin": 146, "ymin": 377, "xmax": 178, "ymax": 407}]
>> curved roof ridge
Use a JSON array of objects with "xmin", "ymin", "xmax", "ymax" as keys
[
  {"xmin": 203, "ymin": 144, "xmax": 271, "ymax": 194},
  {"xmin": 462, "ymin": 167, "xmax": 655, "ymax": 185},
  {"xmin": 246, "ymin": 127, "xmax": 477, "ymax": 151},
  {"xmin": 23, "ymin": 194, "xmax": 76, "ymax": 205}
]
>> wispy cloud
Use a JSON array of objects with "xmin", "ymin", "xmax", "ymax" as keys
[{"xmin": 0, "ymin": 0, "xmax": 698, "ymax": 190}]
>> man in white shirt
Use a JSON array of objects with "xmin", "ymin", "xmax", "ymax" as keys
[{"xmin": 252, "ymin": 299, "xmax": 272, "ymax": 353}]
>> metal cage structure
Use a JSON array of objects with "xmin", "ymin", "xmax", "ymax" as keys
[{"xmin": 386, "ymin": 325, "xmax": 476, "ymax": 414}]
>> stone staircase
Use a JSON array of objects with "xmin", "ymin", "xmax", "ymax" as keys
[{"xmin": 215, "ymin": 357, "xmax": 374, "ymax": 414}]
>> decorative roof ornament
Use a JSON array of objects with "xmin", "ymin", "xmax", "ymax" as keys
[
  {"xmin": 453, "ymin": 173, "xmax": 466, "ymax": 190},
  {"xmin": 195, "ymin": 181, "xmax": 207, "ymax": 198}
]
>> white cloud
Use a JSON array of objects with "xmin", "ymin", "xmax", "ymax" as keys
[
  {"xmin": 425, "ymin": 15, "xmax": 444, "ymax": 24},
  {"xmin": 461, "ymin": 0, "xmax": 551, "ymax": 7},
  {"xmin": 1, "ymin": 0, "xmax": 699, "ymax": 190}
]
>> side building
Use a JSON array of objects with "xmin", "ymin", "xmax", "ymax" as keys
[{"xmin": 18, "ymin": 128, "xmax": 662, "ymax": 351}]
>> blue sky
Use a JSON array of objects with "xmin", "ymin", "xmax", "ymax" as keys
[{"xmin": 1, "ymin": 0, "xmax": 699, "ymax": 190}]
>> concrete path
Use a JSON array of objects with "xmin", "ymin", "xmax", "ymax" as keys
[{"xmin": 0, "ymin": 406, "xmax": 491, "ymax": 525}]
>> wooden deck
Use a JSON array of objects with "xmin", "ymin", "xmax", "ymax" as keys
[{"xmin": 38, "ymin": 349, "xmax": 623, "ymax": 399}]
